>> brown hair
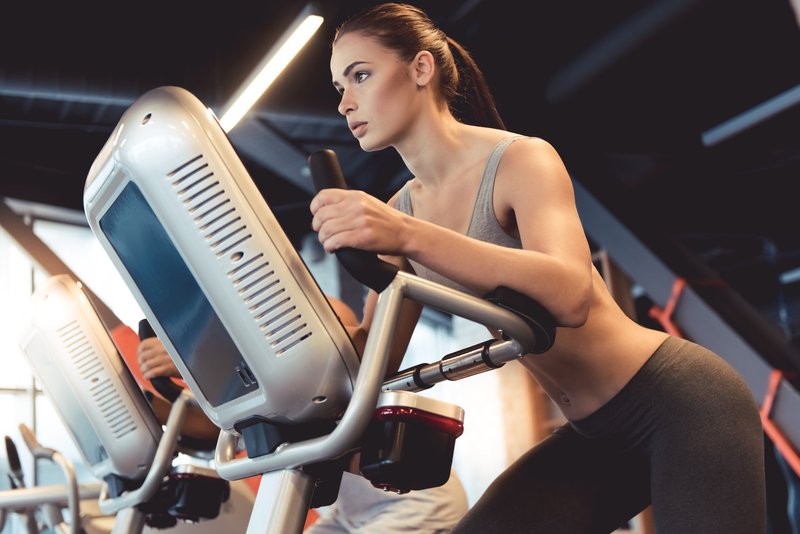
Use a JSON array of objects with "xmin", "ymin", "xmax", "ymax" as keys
[{"xmin": 333, "ymin": 3, "xmax": 505, "ymax": 130}]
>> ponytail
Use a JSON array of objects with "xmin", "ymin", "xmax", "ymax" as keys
[{"xmin": 446, "ymin": 37, "xmax": 506, "ymax": 130}]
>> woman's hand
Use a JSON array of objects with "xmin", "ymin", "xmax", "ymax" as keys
[
  {"xmin": 310, "ymin": 189, "xmax": 410, "ymax": 255},
  {"xmin": 137, "ymin": 337, "xmax": 182, "ymax": 380}
]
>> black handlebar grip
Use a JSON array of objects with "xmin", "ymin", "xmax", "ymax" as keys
[
  {"xmin": 138, "ymin": 319, "xmax": 184, "ymax": 403},
  {"xmin": 308, "ymin": 149, "xmax": 348, "ymax": 191},
  {"xmin": 137, "ymin": 318, "xmax": 157, "ymax": 341},
  {"xmin": 308, "ymin": 150, "xmax": 399, "ymax": 293},
  {"xmin": 485, "ymin": 287, "xmax": 557, "ymax": 354},
  {"xmin": 4, "ymin": 436, "xmax": 22, "ymax": 480}
]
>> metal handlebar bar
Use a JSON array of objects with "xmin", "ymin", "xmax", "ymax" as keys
[
  {"xmin": 15, "ymin": 424, "xmax": 81, "ymax": 534},
  {"xmin": 97, "ymin": 388, "xmax": 197, "ymax": 515},
  {"xmin": 215, "ymin": 270, "xmax": 538, "ymax": 480}
]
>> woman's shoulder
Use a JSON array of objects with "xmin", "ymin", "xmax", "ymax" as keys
[
  {"xmin": 494, "ymin": 134, "xmax": 565, "ymax": 173},
  {"xmin": 487, "ymin": 133, "xmax": 572, "ymax": 202},
  {"xmin": 468, "ymin": 125, "xmax": 556, "ymax": 156}
]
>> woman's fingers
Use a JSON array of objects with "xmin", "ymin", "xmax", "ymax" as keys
[
  {"xmin": 311, "ymin": 189, "xmax": 405, "ymax": 254},
  {"xmin": 142, "ymin": 362, "xmax": 180, "ymax": 380},
  {"xmin": 138, "ymin": 338, "xmax": 182, "ymax": 379},
  {"xmin": 311, "ymin": 190, "xmax": 363, "ymax": 229},
  {"xmin": 309, "ymin": 188, "xmax": 349, "ymax": 216}
]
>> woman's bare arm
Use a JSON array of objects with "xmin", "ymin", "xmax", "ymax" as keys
[
  {"xmin": 331, "ymin": 256, "xmax": 422, "ymax": 375},
  {"xmin": 311, "ymin": 138, "xmax": 593, "ymax": 328}
]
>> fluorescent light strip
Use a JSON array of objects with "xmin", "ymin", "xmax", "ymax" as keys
[
  {"xmin": 219, "ymin": 13, "xmax": 323, "ymax": 132},
  {"xmin": 781, "ymin": 267, "xmax": 800, "ymax": 286},
  {"xmin": 701, "ymin": 82, "xmax": 800, "ymax": 147}
]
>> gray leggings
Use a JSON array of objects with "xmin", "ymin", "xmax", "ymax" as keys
[{"xmin": 450, "ymin": 336, "xmax": 766, "ymax": 534}]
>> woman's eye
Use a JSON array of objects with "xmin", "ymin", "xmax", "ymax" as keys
[{"xmin": 355, "ymin": 72, "xmax": 369, "ymax": 83}]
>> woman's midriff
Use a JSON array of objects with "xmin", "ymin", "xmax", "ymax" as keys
[{"xmin": 519, "ymin": 271, "xmax": 670, "ymax": 421}]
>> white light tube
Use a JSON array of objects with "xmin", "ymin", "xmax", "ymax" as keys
[
  {"xmin": 219, "ymin": 5, "xmax": 323, "ymax": 132},
  {"xmin": 701, "ymin": 82, "xmax": 800, "ymax": 147}
]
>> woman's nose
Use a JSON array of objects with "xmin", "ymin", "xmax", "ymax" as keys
[{"xmin": 338, "ymin": 93, "xmax": 355, "ymax": 116}]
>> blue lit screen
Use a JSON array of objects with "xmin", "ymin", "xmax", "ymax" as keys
[{"xmin": 100, "ymin": 182, "xmax": 251, "ymax": 407}]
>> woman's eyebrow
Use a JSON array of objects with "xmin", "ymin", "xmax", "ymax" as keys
[
  {"xmin": 333, "ymin": 61, "xmax": 370, "ymax": 88},
  {"xmin": 343, "ymin": 61, "xmax": 369, "ymax": 77}
]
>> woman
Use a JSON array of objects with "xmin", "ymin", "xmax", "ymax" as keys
[{"xmin": 310, "ymin": 4, "xmax": 766, "ymax": 533}]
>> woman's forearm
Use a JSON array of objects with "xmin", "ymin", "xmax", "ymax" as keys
[{"xmin": 402, "ymin": 217, "xmax": 592, "ymax": 327}]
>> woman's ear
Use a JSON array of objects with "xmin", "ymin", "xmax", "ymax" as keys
[{"xmin": 412, "ymin": 50, "xmax": 435, "ymax": 87}]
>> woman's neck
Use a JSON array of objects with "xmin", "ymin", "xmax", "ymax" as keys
[{"xmin": 394, "ymin": 109, "xmax": 478, "ymax": 187}]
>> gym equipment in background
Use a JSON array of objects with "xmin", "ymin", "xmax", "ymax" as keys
[
  {"xmin": 13, "ymin": 274, "xmax": 237, "ymax": 533},
  {"xmin": 0, "ymin": 428, "xmax": 101, "ymax": 534}
]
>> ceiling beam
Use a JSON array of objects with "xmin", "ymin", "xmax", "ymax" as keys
[
  {"xmin": 0, "ymin": 86, "xmax": 136, "ymax": 107},
  {"xmin": 226, "ymin": 117, "xmax": 315, "ymax": 195},
  {"xmin": 442, "ymin": 0, "xmax": 484, "ymax": 27},
  {"xmin": 0, "ymin": 84, "xmax": 328, "ymax": 194},
  {"xmin": 701, "ymin": 82, "xmax": 800, "ymax": 146},
  {"xmin": 545, "ymin": 0, "xmax": 707, "ymax": 103}
]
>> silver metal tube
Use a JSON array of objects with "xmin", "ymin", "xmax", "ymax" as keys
[
  {"xmin": 380, "ymin": 366, "xmax": 422, "ymax": 392},
  {"xmin": 242, "ymin": 470, "xmax": 315, "ymax": 534},
  {"xmin": 398, "ymin": 272, "xmax": 536, "ymax": 353},
  {"xmin": 484, "ymin": 339, "xmax": 527, "ymax": 363},
  {"xmin": 262, "ymin": 470, "xmax": 315, "ymax": 534},
  {"xmin": 51, "ymin": 452, "xmax": 79, "ymax": 534},
  {"xmin": 0, "ymin": 483, "xmax": 102, "ymax": 509},
  {"xmin": 99, "ymin": 391, "xmax": 192, "ymax": 514},
  {"xmin": 41, "ymin": 503, "xmax": 64, "ymax": 531},
  {"xmin": 110, "ymin": 507, "xmax": 146, "ymax": 534},
  {"xmin": 215, "ymin": 279, "xmax": 408, "ymax": 480},
  {"xmin": 383, "ymin": 339, "xmax": 527, "ymax": 392},
  {"xmin": 417, "ymin": 362, "xmax": 446, "ymax": 386},
  {"xmin": 438, "ymin": 344, "xmax": 496, "ymax": 382}
]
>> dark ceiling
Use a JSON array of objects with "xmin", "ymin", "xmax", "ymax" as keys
[{"xmin": 2, "ymin": 0, "xmax": 800, "ymax": 343}]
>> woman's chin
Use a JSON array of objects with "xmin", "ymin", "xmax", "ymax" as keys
[{"xmin": 357, "ymin": 137, "xmax": 388, "ymax": 152}]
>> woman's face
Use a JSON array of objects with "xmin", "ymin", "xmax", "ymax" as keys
[{"xmin": 331, "ymin": 32, "xmax": 422, "ymax": 151}]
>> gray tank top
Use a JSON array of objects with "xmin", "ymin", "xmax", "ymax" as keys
[{"xmin": 395, "ymin": 136, "xmax": 524, "ymax": 295}]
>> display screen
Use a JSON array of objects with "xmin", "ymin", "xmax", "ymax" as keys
[{"xmin": 100, "ymin": 182, "xmax": 251, "ymax": 407}]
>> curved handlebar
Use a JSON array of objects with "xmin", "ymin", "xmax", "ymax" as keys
[
  {"xmin": 18, "ymin": 424, "xmax": 55, "ymax": 461},
  {"xmin": 308, "ymin": 150, "xmax": 399, "ymax": 293},
  {"xmin": 138, "ymin": 319, "xmax": 184, "ymax": 403},
  {"xmin": 14, "ymin": 425, "xmax": 80, "ymax": 534}
]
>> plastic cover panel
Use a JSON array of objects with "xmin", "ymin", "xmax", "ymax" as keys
[
  {"xmin": 57, "ymin": 320, "xmax": 137, "ymax": 438},
  {"xmin": 19, "ymin": 275, "xmax": 161, "ymax": 481},
  {"xmin": 169, "ymin": 154, "xmax": 312, "ymax": 356},
  {"xmin": 23, "ymin": 332, "xmax": 107, "ymax": 466}
]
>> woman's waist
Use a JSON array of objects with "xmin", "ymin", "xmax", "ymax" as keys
[{"xmin": 521, "ymin": 325, "xmax": 669, "ymax": 420}]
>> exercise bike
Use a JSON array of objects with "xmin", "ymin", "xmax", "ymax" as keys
[
  {"xmin": 10, "ymin": 274, "xmax": 252, "ymax": 533},
  {"xmin": 82, "ymin": 86, "xmax": 556, "ymax": 534}
]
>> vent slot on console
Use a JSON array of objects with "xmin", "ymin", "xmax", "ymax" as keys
[
  {"xmin": 56, "ymin": 321, "xmax": 136, "ymax": 439},
  {"xmin": 168, "ymin": 154, "xmax": 312, "ymax": 356},
  {"xmin": 169, "ymin": 155, "xmax": 253, "ymax": 255}
]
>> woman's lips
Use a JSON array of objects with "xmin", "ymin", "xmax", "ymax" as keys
[{"xmin": 350, "ymin": 121, "xmax": 367, "ymax": 138}]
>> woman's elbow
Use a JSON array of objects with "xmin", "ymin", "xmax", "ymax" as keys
[{"xmin": 555, "ymin": 282, "xmax": 592, "ymax": 328}]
